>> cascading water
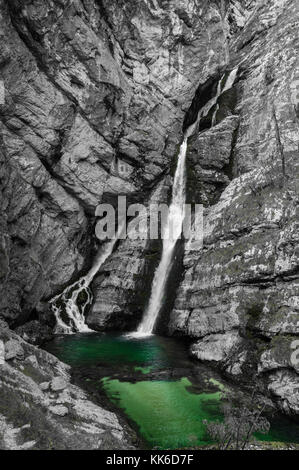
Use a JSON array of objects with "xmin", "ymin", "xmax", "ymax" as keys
[
  {"xmin": 133, "ymin": 67, "xmax": 239, "ymax": 337},
  {"xmin": 51, "ymin": 278, "xmax": 93, "ymax": 334},
  {"xmin": 210, "ymin": 67, "xmax": 239, "ymax": 127},
  {"xmin": 51, "ymin": 232, "xmax": 121, "ymax": 334},
  {"xmin": 211, "ymin": 77, "xmax": 223, "ymax": 127}
]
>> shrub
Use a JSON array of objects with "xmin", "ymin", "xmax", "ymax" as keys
[{"xmin": 203, "ymin": 391, "xmax": 270, "ymax": 450}]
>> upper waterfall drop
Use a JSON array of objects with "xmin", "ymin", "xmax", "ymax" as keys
[{"xmin": 209, "ymin": 67, "xmax": 239, "ymax": 127}]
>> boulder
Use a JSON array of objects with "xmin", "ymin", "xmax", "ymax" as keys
[{"xmin": 4, "ymin": 339, "xmax": 24, "ymax": 361}]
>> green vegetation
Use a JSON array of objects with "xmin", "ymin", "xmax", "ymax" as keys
[
  {"xmin": 204, "ymin": 391, "xmax": 270, "ymax": 450},
  {"xmin": 134, "ymin": 366, "xmax": 153, "ymax": 374}
]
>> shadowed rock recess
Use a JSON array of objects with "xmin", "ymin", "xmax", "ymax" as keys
[{"xmin": 0, "ymin": 0, "xmax": 298, "ymax": 448}]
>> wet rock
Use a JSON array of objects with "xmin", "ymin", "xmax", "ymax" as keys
[
  {"xmin": 191, "ymin": 331, "xmax": 243, "ymax": 363},
  {"xmin": 268, "ymin": 370, "xmax": 299, "ymax": 416},
  {"xmin": 24, "ymin": 355, "xmax": 39, "ymax": 368},
  {"xmin": 0, "ymin": 0, "xmax": 233, "ymax": 327},
  {"xmin": 258, "ymin": 336, "xmax": 299, "ymax": 375}
]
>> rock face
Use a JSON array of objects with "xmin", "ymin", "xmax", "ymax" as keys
[
  {"xmin": 169, "ymin": 0, "xmax": 299, "ymax": 416},
  {"xmin": 0, "ymin": 0, "xmax": 233, "ymax": 327},
  {"xmin": 0, "ymin": 0, "xmax": 298, "ymax": 419},
  {"xmin": 0, "ymin": 322, "xmax": 135, "ymax": 449}
]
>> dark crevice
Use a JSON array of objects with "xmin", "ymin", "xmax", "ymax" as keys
[
  {"xmin": 183, "ymin": 73, "xmax": 222, "ymax": 131},
  {"xmin": 223, "ymin": 121, "xmax": 240, "ymax": 180},
  {"xmin": 155, "ymin": 238, "xmax": 186, "ymax": 335},
  {"xmin": 51, "ymin": 129, "xmax": 65, "ymax": 164},
  {"xmin": 237, "ymin": 30, "xmax": 259, "ymax": 51},
  {"xmin": 94, "ymin": 0, "xmax": 113, "ymax": 31},
  {"xmin": 272, "ymin": 106, "xmax": 286, "ymax": 177}
]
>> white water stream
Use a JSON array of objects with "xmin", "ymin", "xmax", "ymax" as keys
[
  {"xmin": 51, "ymin": 232, "xmax": 121, "ymax": 334},
  {"xmin": 131, "ymin": 122, "xmax": 199, "ymax": 338}
]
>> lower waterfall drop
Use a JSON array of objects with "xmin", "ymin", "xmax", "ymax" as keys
[{"xmin": 134, "ymin": 124, "xmax": 196, "ymax": 337}]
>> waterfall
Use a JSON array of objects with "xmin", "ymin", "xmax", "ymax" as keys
[
  {"xmin": 52, "ymin": 67, "xmax": 239, "ymax": 337},
  {"xmin": 51, "ymin": 232, "xmax": 121, "ymax": 334},
  {"xmin": 51, "ymin": 278, "xmax": 93, "ymax": 334},
  {"xmin": 132, "ymin": 67, "xmax": 239, "ymax": 337},
  {"xmin": 210, "ymin": 67, "xmax": 239, "ymax": 127},
  {"xmin": 223, "ymin": 67, "xmax": 239, "ymax": 93},
  {"xmin": 132, "ymin": 123, "xmax": 196, "ymax": 337},
  {"xmin": 211, "ymin": 77, "xmax": 223, "ymax": 126}
]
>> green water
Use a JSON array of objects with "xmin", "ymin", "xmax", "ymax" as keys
[
  {"xmin": 45, "ymin": 333, "xmax": 299, "ymax": 449},
  {"xmin": 45, "ymin": 333, "xmax": 167, "ymax": 367},
  {"xmin": 101, "ymin": 376, "xmax": 221, "ymax": 448}
]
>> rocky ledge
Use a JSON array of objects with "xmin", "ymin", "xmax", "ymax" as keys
[{"xmin": 0, "ymin": 321, "xmax": 135, "ymax": 450}]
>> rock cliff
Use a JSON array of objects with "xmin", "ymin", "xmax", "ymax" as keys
[
  {"xmin": 0, "ymin": 0, "xmax": 298, "ymax": 418},
  {"xmin": 169, "ymin": 0, "xmax": 299, "ymax": 416}
]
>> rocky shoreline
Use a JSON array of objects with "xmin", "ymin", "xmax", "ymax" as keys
[{"xmin": 0, "ymin": 321, "xmax": 136, "ymax": 450}]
